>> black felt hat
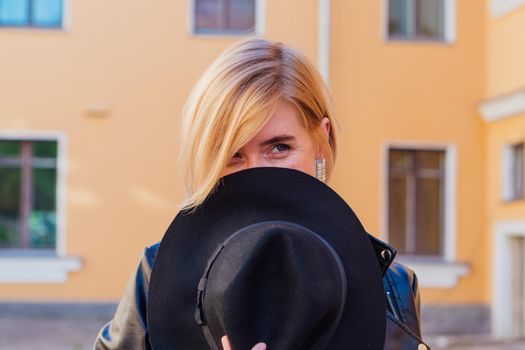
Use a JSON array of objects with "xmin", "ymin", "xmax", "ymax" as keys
[{"xmin": 147, "ymin": 167, "xmax": 386, "ymax": 349}]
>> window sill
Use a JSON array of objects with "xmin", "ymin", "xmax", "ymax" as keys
[
  {"xmin": 0, "ymin": 256, "xmax": 82, "ymax": 284},
  {"xmin": 189, "ymin": 30, "xmax": 256, "ymax": 38},
  {"xmin": 501, "ymin": 197, "xmax": 525, "ymax": 203},
  {"xmin": 396, "ymin": 257, "xmax": 469, "ymax": 288}
]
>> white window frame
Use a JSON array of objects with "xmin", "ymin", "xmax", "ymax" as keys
[
  {"xmin": 501, "ymin": 142, "xmax": 524, "ymax": 202},
  {"xmin": 490, "ymin": 0, "xmax": 525, "ymax": 17},
  {"xmin": 380, "ymin": 142, "xmax": 468, "ymax": 288},
  {"xmin": 382, "ymin": 0, "xmax": 456, "ymax": 43},
  {"xmin": 492, "ymin": 220, "xmax": 525, "ymax": 337},
  {"xmin": 0, "ymin": 130, "xmax": 81, "ymax": 283},
  {"xmin": 188, "ymin": 0, "xmax": 265, "ymax": 36}
]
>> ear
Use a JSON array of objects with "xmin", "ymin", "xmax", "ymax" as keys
[
  {"xmin": 321, "ymin": 117, "xmax": 331, "ymax": 139},
  {"xmin": 317, "ymin": 117, "xmax": 331, "ymax": 158}
]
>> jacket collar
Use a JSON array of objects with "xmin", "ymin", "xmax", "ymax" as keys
[{"xmin": 367, "ymin": 234, "xmax": 397, "ymax": 275}]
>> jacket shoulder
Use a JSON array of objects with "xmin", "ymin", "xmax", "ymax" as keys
[{"xmin": 145, "ymin": 242, "xmax": 160, "ymax": 266}]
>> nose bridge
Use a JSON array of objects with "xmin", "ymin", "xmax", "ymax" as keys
[{"xmin": 245, "ymin": 153, "xmax": 266, "ymax": 169}]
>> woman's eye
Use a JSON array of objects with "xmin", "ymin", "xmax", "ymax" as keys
[
  {"xmin": 271, "ymin": 144, "xmax": 290, "ymax": 153},
  {"xmin": 226, "ymin": 153, "xmax": 242, "ymax": 166}
]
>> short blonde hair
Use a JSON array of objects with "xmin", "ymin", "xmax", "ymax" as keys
[{"xmin": 179, "ymin": 38, "xmax": 338, "ymax": 209}]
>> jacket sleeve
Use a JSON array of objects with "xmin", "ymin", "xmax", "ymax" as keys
[
  {"xmin": 93, "ymin": 243, "xmax": 159, "ymax": 350},
  {"xmin": 411, "ymin": 271, "xmax": 422, "ymax": 331},
  {"xmin": 384, "ymin": 262, "xmax": 429, "ymax": 349}
]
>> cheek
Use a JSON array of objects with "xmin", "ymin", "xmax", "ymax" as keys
[
  {"xmin": 220, "ymin": 168, "xmax": 234, "ymax": 177},
  {"xmin": 279, "ymin": 151, "xmax": 316, "ymax": 177}
]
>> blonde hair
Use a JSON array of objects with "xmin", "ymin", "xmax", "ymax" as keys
[{"xmin": 179, "ymin": 38, "xmax": 338, "ymax": 209}]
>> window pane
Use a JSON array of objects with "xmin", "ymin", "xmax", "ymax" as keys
[
  {"xmin": 415, "ymin": 177, "xmax": 442, "ymax": 255},
  {"xmin": 195, "ymin": 0, "xmax": 220, "ymax": 31},
  {"xmin": 227, "ymin": 0, "xmax": 255, "ymax": 31},
  {"xmin": 389, "ymin": 149, "xmax": 411, "ymax": 170},
  {"xmin": 33, "ymin": 140, "xmax": 57, "ymax": 158},
  {"xmin": 30, "ymin": 163, "xmax": 56, "ymax": 249},
  {"xmin": 0, "ymin": 168, "xmax": 21, "ymax": 249},
  {"xmin": 195, "ymin": 0, "xmax": 255, "ymax": 33},
  {"xmin": 0, "ymin": 0, "xmax": 29, "ymax": 26},
  {"xmin": 388, "ymin": 0, "xmax": 409, "ymax": 37},
  {"xmin": 32, "ymin": 0, "xmax": 62, "ymax": 27},
  {"xmin": 415, "ymin": 150, "xmax": 442, "ymax": 170},
  {"xmin": 512, "ymin": 143, "xmax": 524, "ymax": 199},
  {"xmin": 0, "ymin": 141, "xmax": 20, "ymax": 157},
  {"xmin": 32, "ymin": 168, "xmax": 56, "ymax": 211},
  {"xmin": 416, "ymin": 0, "xmax": 443, "ymax": 38},
  {"xmin": 388, "ymin": 149, "xmax": 445, "ymax": 257},
  {"xmin": 389, "ymin": 175, "xmax": 407, "ymax": 253}
]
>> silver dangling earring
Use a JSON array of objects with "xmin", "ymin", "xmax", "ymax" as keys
[{"xmin": 315, "ymin": 158, "xmax": 326, "ymax": 182}]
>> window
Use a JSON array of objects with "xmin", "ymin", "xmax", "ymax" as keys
[
  {"xmin": 0, "ymin": 0, "xmax": 63, "ymax": 28},
  {"xmin": 0, "ymin": 140, "xmax": 58, "ymax": 252},
  {"xmin": 387, "ymin": 0, "xmax": 448, "ymax": 41},
  {"xmin": 193, "ymin": 0, "xmax": 256, "ymax": 34},
  {"xmin": 502, "ymin": 142, "xmax": 524, "ymax": 201},
  {"xmin": 388, "ymin": 149, "xmax": 445, "ymax": 256}
]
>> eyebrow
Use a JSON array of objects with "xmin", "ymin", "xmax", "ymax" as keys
[{"xmin": 259, "ymin": 135, "xmax": 296, "ymax": 147}]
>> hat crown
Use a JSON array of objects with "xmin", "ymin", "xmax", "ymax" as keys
[{"xmin": 199, "ymin": 221, "xmax": 347, "ymax": 350}]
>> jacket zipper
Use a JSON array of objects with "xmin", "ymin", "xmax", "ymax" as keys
[{"xmin": 386, "ymin": 290, "xmax": 400, "ymax": 320}]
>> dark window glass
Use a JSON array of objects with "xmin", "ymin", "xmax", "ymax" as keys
[
  {"xmin": 416, "ymin": 0, "xmax": 443, "ymax": 38},
  {"xmin": 0, "ymin": 141, "xmax": 21, "ymax": 156},
  {"xmin": 195, "ymin": 0, "xmax": 219, "ymax": 30},
  {"xmin": 0, "ymin": 0, "xmax": 62, "ymax": 28},
  {"xmin": 30, "ymin": 167, "xmax": 56, "ymax": 249},
  {"xmin": 33, "ymin": 140, "xmax": 57, "ymax": 157},
  {"xmin": 0, "ymin": 0, "xmax": 29, "ymax": 26},
  {"xmin": 388, "ymin": 0, "xmax": 409, "ymax": 37},
  {"xmin": 388, "ymin": 0, "xmax": 445, "ymax": 40},
  {"xmin": 388, "ymin": 174, "xmax": 407, "ymax": 251},
  {"xmin": 511, "ymin": 143, "xmax": 524, "ymax": 200},
  {"xmin": 388, "ymin": 149, "xmax": 445, "ymax": 256},
  {"xmin": 0, "ymin": 140, "xmax": 58, "ymax": 251},
  {"xmin": 194, "ymin": 0, "xmax": 255, "ymax": 34},
  {"xmin": 415, "ymin": 176, "xmax": 442, "ymax": 255},
  {"xmin": 0, "ymin": 168, "xmax": 21, "ymax": 248},
  {"xmin": 227, "ymin": 0, "xmax": 255, "ymax": 30},
  {"xmin": 32, "ymin": 0, "xmax": 62, "ymax": 27}
]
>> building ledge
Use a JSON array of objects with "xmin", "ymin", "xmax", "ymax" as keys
[
  {"xmin": 490, "ymin": 0, "xmax": 525, "ymax": 18},
  {"xmin": 396, "ymin": 258, "xmax": 469, "ymax": 288},
  {"xmin": 479, "ymin": 88, "xmax": 525, "ymax": 122},
  {"xmin": 0, "ymin": 256, "xmax": 82, "ymax": 283}
]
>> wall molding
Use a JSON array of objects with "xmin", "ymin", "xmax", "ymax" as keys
[
  {"xmin": 479, "ymin": 88, "xmax": 525, "ymax": 122},
  {"xmin": 490, "ymin": 0, "xmax": 525, "ymax": 18}
]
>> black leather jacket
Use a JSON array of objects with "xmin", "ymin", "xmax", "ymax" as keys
[{"xmin": 94, "ymin": 236, "xmax": 430, "ymax": 349}]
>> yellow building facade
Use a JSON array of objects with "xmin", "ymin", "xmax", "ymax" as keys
[
  {"xmin": 0, "ymin": 0, "xmax": 522, "ymax": 337},
  {"xmin": 480, "ymin": 0, "xmax": 525, "ymax": 338}
]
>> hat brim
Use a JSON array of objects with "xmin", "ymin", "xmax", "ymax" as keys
[{"xmin": 148, "ymin": 167, "xmax": 386, "ymax": 349}]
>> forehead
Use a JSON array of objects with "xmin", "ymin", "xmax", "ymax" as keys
[{"xmin": 251, "ymin": 101, "xmax": 307, "ymax": 140}]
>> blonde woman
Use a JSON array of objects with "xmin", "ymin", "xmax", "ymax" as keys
[{"xmin": 94, "ymin": 38, "xmax": 427, "ymax": 350}]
